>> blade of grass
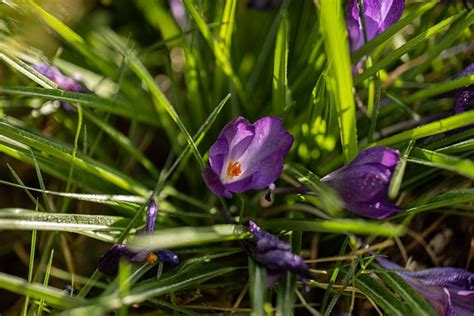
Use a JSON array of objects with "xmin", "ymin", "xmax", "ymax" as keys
[
  {"xmin": 408, "ymin": 147, "xmax": 474, "ymax": 179},
  {"xmin": 249, "ymin": 258, "xmax": 269, "ymax": 316},
  {"xmin": 389, "ymin": 140, "xmax": 415, "ymax": 199},
  {"xmin": 38, "ymin": 249, "xmax": 54, "ymax": 314},
  {"xmin": 273, "ymin": 12, "xmax": 291, "ymax": 114},
  {"xmin": 370, "ymin": 111, "xmax": 474, "ymax": 147},
  {"xmin": 319, "ymin": 0, "xmax": 358, "ymax": 162}
]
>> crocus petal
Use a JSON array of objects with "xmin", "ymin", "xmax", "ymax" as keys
[
  {"xmin": 245, "ymin": 221, "xmax": 309, "ymax": 286},
  {"xmin": 346, "ymin": 0, "xmax": 404, "ymax": 52},
  {"xmin": 205, "ymin": 116, "xmax": 293, "ymax": 197},
  {"xmin": 202, "ymin": 166, "xmax": 233, "ymax": 198},
  {"xmin": 349, "ymin": 146, "xmax": 400, "ymax": 170},
  {"xmin": 98, "ymin": 244, "xmax": 135, "ymax": 276},
  {"xmin": 146, "ymin": 199, "xmax": 158, "ymax": 234},
  {"xmin": 323, "ymin": 163, "xmax": 392, "ymax": 203},
  {"xmin": 155, "ymin": 249, "xmax": 180, "ymax": 267},
  {"xmin": 344, "ymin": 200, "xmax": 401, "ymax": 219}
]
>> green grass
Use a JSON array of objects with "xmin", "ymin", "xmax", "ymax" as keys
[{"xmin": 0, "ymin": 0, "xmax": 472, "ymax": 314}]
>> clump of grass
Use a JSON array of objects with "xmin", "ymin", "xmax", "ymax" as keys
[{"xmin": 0, "ymin": 1, "xmax": 472, "ymax": 315}]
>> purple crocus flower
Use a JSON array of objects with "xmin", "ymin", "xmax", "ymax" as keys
[
  {"xmin": 169, "ymin": 0, "xmax": 188, "ymax": 30},
  {"xmin": 377, "ymin": 257, "xmax": 474, "ymax": 316},
  {"xmin": 244, "ymin": 221, "xmax": 309, "ymax": 287},
  {"xmin": 346, "ymin": 0, "xmax": 405, "ymax": 52},
  {"xmin": 202, "ymin": 116, "xmax": 293, "ymax": 198},
  {"xmin": 321, "ymin": 146, "xmax": 401, "ymax": 219},
  {"xmin": 97, "ymin": 200, "xmax": 179, "ymax": 276},
  {"xmin": 33, "ymin": 63, "xmax": 88, "ymax": 110}
]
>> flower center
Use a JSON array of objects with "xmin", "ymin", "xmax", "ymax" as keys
[
  {"xmin": 226, "ymin": 160, "xmax": 242, "ymax": 178},
  {"xmin": 145, "ymin": 252, "xmax": 158, "ymax": 264}
]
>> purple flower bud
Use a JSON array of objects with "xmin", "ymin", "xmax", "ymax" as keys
[
  {"xmin": 346, "ymin": 0, "xmax": 405, "ymax": 52},
  {"xmin": 245, "ymin": 221, "xmax": 309, "ymax": 287},
  {"xmin": 146, "ymin": 199, "xmax": 158, "ymax": 234},
  {"xmin": 202, "ymin": 116, "xmax": 293, "ymax": 198},
  {"xmin": 322, "ymin": 146, "xmax": 401, "ymax": 219},
  {"xmin": 97, "ymin": 200, "xmax": 179, "ymax": 275},
  {"xmin": 155, "ymin": 249, "xmax": 180, "ymax": 267},
  {"xmin": 377, "ymin": 257, "xmax": 474, "ymax": 316},
  {"xmin": 33, "ymin": 63, "xmax": 89, "ymax": 110}
]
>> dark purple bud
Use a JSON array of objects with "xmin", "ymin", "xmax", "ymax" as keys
[
  {"xmin": 322, "ymin": 146, "xmax": 401, "ymax": 219},
  {"xmin": 451, "ymin": 64, "xmax": 474, "ymax": 132},
  {"xmin": 33, "ymin": 63, "xmax": 89, "ymax": 110},
  {"xmin": 155, "ymin": 249, "xmax": 180, "ymax": 267},
  {"xmin": 247, "ymin": 0, "xmax": 280, "ymax": 10},
  {"xmin": 203, "ymin": 116, "xmax": 293, "ymax": 198},
  {"xmin": 97, "ymin": 244, "xmax": 136, "ymax": 276},
  {"xmin": 146, "ymin": 199, "xmax": 158, "ymax": 234},
  {"xmin": 376, "ymin": 257, "xmax": 474, "ymax": 316},
  {"xmin": 346, "ymin": 0, "xmax": 405, "ymax": 52},
  {"xmin": 245, "ymin": 221, "xmax": 309, "ymax": 287}
]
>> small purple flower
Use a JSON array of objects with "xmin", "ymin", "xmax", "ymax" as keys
[
  {"xmin": 377, "ymin": 257, "xmax": 474, "ymax": 316},
  {"xmin": 321, "ymin": 146, "xmax": 401, "ymax": 219},
  {"xmin": 346, "ymin": 0, "xmax": 405, "ymax": 52},
  {"xmin": 97, "ymin": 200, "xmax": 179, "ymax": 276},
  {"xmin": 202, "ymin": 116, "xmax": 293, "ymax": 198},
  {"xmin": 244, "ymin": 221, "xmax": 309, "ymax": 287},
  {"xmin": 33, "ymin": 63, "xmax": 89, "ymax": 110}
]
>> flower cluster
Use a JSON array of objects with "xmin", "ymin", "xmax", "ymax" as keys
[
  {"xmin": 97, "ymin": 200, "xmax": 179, "ymax": 276},
  {"xmin": 377, "ymin": 257, "xmax": 474, "ymax": 316},
  {"xmin": 346, "ymin": 0, "xmax": 405, "ymax": 52},
  {"xmin": 322, "ymin": 146, "xmax": 401, "ymax": 219}
]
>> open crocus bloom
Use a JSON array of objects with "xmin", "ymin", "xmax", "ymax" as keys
[
  {"xmin": 346, "ymin": 0, "xmax": 405, "ymax": 52},
  {"xmin": 203, "ymin": 116, "xmax": 293, "ymax": 198},
  {"xmin": 97, "ymin": 200, "xmax": 179, "ymax": 276},
  {"xmin": 244, "ymin": 221, "xmax": 309, "ymax": 287},
  {"xmin": 377, "ymin": 257, "xmax": 474, "ymax": 316},
  {"xmin": 322, "ymin": 146, "xmax": 401, "ymax": 219}
]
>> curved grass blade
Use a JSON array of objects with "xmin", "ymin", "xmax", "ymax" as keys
[
  {"xmin": 408, "ymin": 147, "xmax": 474, "ymax": 179},
  {"xmin": 273, "ymin": 13, "xmax": 291, "ymax": 114},
  {"xmin": 403, "ymin": 188, "xmax": 474, "ymax": 215},
  {"xmin": 389, "ymin": 140, "xmax": 415, "ymax": 199},
  {"xmin": 319, "ymin": 0, "xmax": 358, "ymax": 163},
  {"xmin": 371, "ymin": 111, "xmax": 474, "ymax": 147}
]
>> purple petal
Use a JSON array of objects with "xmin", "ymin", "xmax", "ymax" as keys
[
  {"xmin": 146, "ymin": 199, "xmax": 158, "ymax": 234},
  {"xmin": 97, "ymin": 244, "xmax": 135, "ymax": 276},
  {"xmin": 323, "ymin": 163, "xmax": 392, "ymax": 203},
  {"xmin": 346, "ymin": 0, "xmax": 404, "ymax": 52},
  {"xmin": 169, "ymin": 0, "xmax": 188, "ymax": 29},
  {"xmin": 247, "ymin": 0, "xmax": 280, "ymax": 10},
  {"xmin": 344, "ymin": 200, "xmax": 401, "ymax": 219},
  {"xmin": 155, "ymin": 249, "xmax": 180, "ymax": 267},
  {"xmin": 349, "ymin": 146, "xmax": 400, "ymax": 170},
  {"xmin": 130, "ymin": 251, "xmax": 148, "ymax": 262},
  {"xmin": 459, "ymin": 63, "xmax": 474, "ymax": 77},
  {"xmin": 202, "ymin": 166, "xmax": 233, "ymax": 198}
]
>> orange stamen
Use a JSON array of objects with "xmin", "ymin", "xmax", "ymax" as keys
[
  {"xmin": 145, "ymin": 253, "xmax": 158, "ymax": 264},
  {"xmin": 226, "ymin": 160, "xmax": 241, "ymax": 178}
]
